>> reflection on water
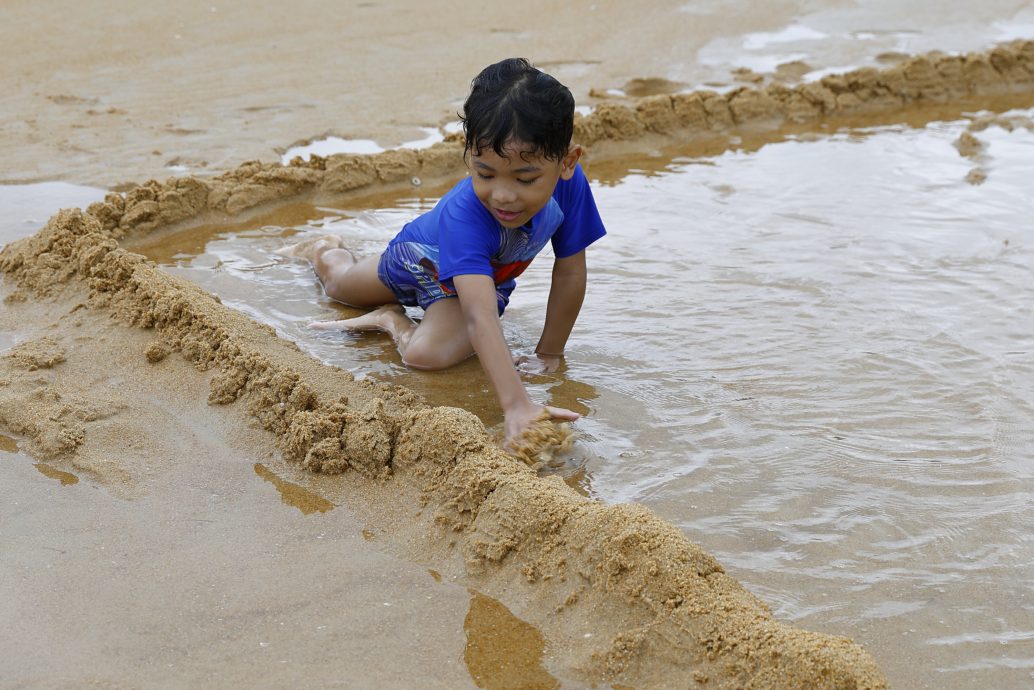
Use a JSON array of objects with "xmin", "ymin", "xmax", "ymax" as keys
[
  {"xmin": 132, "ymin": 107, "xmax": 1034, "ymax": 688},
  {"xmin": 254, "ymin": 463, "xmax": 334, "ymax": 514},
  {"xmin": 34, "ymin": 463, "xmax": 79, "ymax": 485},
  {"xmin": 463, "ymin": 589, "xmax": 560, "ymax": 690}
]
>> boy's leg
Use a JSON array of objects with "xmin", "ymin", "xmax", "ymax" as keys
[
  {"xmin": 310, "ymin": 297, "xmax": 474, "ymax": 370},
  {"xmin": 403, "ymin": 298, "xmax": 475, "ymax": 369},
  {"xmin": 318, "ymin": 253, "xmax": 396, "ymax": 307},
  {"xmin": 279, "ymin": 234, "xmax": 396, "ymax": 307}
]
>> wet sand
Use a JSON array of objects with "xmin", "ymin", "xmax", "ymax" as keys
[
  {"xmin": 0, "ymin": 287, "xmax": 472, "ymax": 689},
  {"xmin": 3, "ymin": 1, "xmax": 1034, "ymax": 687}
]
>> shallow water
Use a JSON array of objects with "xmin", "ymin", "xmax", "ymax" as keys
[
  {"xmin": 130, "ymin": 108, "xmax": 1034, "ymax": 688},
  {"xmin": 0, "ymin": 181, "xmax": 107, "ymax": 248}
]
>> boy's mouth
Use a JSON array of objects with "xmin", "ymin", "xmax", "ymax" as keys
[{"xmin": 494, "ymin": 208, "xmax": 521, "ymax": 222}]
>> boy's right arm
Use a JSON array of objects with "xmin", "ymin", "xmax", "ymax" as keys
[{"xmin": 452, "ymin": 274, "xmax": 579, "ymax": 445}]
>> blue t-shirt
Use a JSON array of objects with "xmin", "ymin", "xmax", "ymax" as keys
[{"xmin": 385, "ymin": 163, "xmax": 606, "ymax": 297}]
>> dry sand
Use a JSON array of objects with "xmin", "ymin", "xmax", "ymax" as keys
[{"xmin": 3, "ymin": 0, "xmax": 1034, "ymax": 685}]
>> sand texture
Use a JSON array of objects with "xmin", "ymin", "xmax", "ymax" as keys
[{"xmin": 5, "ymin": 41, "xmax": 1034, "ymax": 687}]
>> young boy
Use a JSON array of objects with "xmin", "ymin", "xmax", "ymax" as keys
[{"xmin": 281, "ymin": 58, "xmax": 606, "ymax": 445}]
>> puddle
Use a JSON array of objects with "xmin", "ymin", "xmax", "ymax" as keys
[
  {"xmin": 742, "ymin": 24, "xmax": 828, "ymax": 51},
  {"xmin": 254, "ymin": 462, "xmax": 334, "ymax": 514},
  {"xmin": 33, "ymin": 463, "xmax": 80, "ymax": 485},
  {"xmin": 130, "ymin": 106, "xmax": 1034, "ymax": 687},
  {"xmin": 0, "ymin": 182, "xmax": 108, "ymax": 248},
  {"xmin": 281, "ymin": 127, "xmax": 444, "ymax": 164},
  {"xmin": 463, "ymin": 590, "xmax": 560, "ymax": 690},
  {"xmin": 0, "ymin": 434, "xmax": 19, "ymax": 453}
]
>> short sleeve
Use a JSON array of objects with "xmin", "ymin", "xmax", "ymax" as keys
[
  {"xmin": 437, "ymin": 180, "xmax": 501, "ymax": 281},
  {"xmin": 550, "ymin": 164, "xmax": 606, "ymax": 258}
]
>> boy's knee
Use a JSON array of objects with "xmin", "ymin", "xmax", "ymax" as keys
[
  {"xmin": 402, "ymin": 344, "xmax": 448, "ymax": 371},
  {"xmin": 402, "ymin": 339, "xmax": 461, "ymax": 371}
]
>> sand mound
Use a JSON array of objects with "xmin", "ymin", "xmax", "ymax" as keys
[{"xmin": 8, "ymin": 39, "xmax": 1029, "ymax": 687}]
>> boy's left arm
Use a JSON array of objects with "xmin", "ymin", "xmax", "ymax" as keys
[{"xmin": 529, "ymin": 249, "xmax": 588, "ymax": 373}]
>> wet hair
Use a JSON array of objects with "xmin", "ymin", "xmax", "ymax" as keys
[{"xmin": 461, "ymin": 58, "xmax": 575, "ymax": 163}]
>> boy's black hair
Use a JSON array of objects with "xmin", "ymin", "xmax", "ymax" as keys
[{"xmin": 461, "ymin": 58, "xmax": 575, "ymax": 163}]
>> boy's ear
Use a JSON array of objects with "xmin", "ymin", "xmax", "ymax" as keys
[{"xmin": 559, "ymin": 145, "xmax": 583, "ymax": 180}]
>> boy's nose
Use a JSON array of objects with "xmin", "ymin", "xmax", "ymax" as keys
[{"xmin": 491, "ymin": 186, "xmax": 517, "ymax": 205}]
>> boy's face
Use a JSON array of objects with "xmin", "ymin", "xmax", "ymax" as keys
[{"xmin": 469, "ymin": 142, "xmax": 582, "ymax": 229}]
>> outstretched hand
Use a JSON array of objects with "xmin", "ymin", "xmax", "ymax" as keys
[{"xmin": 503, "ymin": 401, "xmax": 579, "ymax": 449}]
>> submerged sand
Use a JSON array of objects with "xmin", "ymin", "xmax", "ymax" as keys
[{"xmin": 6, "ymin": 40, "xmax": 1033, "ymax": 686}]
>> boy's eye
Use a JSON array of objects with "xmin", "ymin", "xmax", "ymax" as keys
[
  {"xmin": 517, "ymin": 177, "xmax": 539, "ymax": 185},
  {"xmin": 476, "ymin": 172, "xmax": 494, "ymax": 180}
]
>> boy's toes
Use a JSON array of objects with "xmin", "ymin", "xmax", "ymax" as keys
[
  {"xmin": 274, "ymin": 242, "xmax": 310, "ymax": 258},
  {"xmin": 307, "ymin": 320, "xmax": 348, "ymax": 330},
  {"xmin": 275, "ymin": 234, "xmax": 344, "ymax": 259}
]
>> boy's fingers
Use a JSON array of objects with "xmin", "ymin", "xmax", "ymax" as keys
[{"xmin": 545, "ymin": 406, "xmax": 580, "ymax": 421}]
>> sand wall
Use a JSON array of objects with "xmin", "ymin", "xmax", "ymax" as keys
[
  {"xmin": 0, "ymin": 204, "xmax": 887, "ymax": 688},
  {"xmin": 6, "ymin": 41, "xmax": 1032, "ymax": 686},
  {"xmin": 45, "ymin": 40, "xmax": 1030, "ymax": 240}
]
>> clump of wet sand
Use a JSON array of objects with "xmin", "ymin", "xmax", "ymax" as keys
[
  {"xmin": 4, "ymin": 40, "xmax": 1034, "ymax": 688},
  {"xmin": 953, "ymin": 109, "xmax": 1034, "ymax": 184},
  {"xmin": 504, "ymin": 411, "xmax": 576, "ymax": 468}
]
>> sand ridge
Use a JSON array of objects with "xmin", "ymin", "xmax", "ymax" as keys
[
  {"xmin": 5, "ymin": 40, "xmax": 1032, "ymax": 686},
  {"xmin": 1, "ymin": 169, "xmax": 885, "ymax": 689},
  {"xmin": 25, "ymin": 40, "xmax": 1025, "ymax": 239},
  {"xmin": 574, "ymin": 39, "xmax": 1034, "ymax": 145}
]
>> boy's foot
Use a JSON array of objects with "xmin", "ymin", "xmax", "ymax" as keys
[
  {"xmin": 275, "ymin": 234, "xmax": 348, "ymax": 262},
  {"xmin": 308, "ymin": 304, "xmax": 407, "ymax": 332}
]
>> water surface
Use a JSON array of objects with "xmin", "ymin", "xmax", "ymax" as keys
[{"xmin": 131, "ymin": 108, "xmax": 1034, "ymax": 688}]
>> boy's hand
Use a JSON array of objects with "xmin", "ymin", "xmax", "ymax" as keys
[
  {"xmin": 513, "ymin": 352, "xmax": 562, "ymax": 375},
  {"xmin": 504, "ymin": 400, "xmax": 579, "ymax": 448}
]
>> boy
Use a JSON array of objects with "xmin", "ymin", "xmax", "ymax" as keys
[{"xmin": 281, "ymin": 58, "xmax": 606, "ymax": 445}]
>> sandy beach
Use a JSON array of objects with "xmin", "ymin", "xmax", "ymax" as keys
[{"xmin": 3, "ymin": 1, "xmax": 1034, "ymax": 688}]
